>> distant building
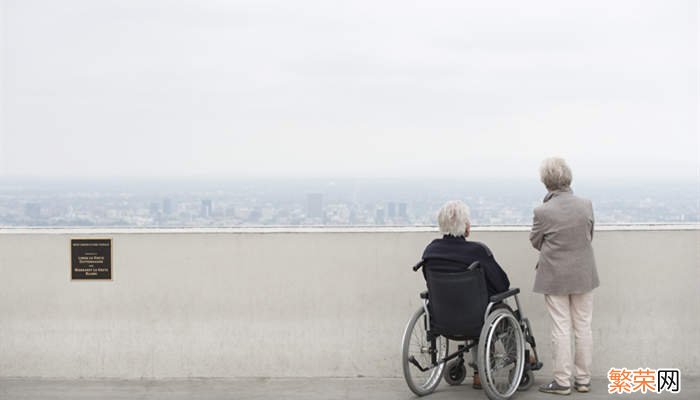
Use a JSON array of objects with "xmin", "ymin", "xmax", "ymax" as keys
[
  {"xmin": 162, "ymin": 198, "xmax": 173, "ymax": 215},
  {"xmin": 398, "ymin": 202, "xmax": 408, "ymax": 218},
  {"xmin": 201, "ymin": 199, "xmax": 213, "ymax": 218},
  {"xmin": 375, "ymin": 208, "xmax": 385, "ymax": 225},
  {"xmin": 387, "ymin": 202, "xmax": 396, "ymax": 219},
  {"xmin": 349, "ymin": 209, "xmax": 358, "ymax": 225},
  {"xmin": 261, "ymin": 207, "xmax": 275, "ymax": 221},
  {"xmin": 235, "ymin": 207, "xmax": 252, "ymax": 220},
  {"xmin": 225, "ymin": 206, "xmax": 237, "ymax": 218},
  {"xmin": 149, "ymin": 202, "xmax": 160, "ymax": 216},
  {"xmin": 307, "ymin": 193, "xmax": 323, "ymax": 219},
  {"xmin": 248, "ymin": 208, "xmax": 262, "ymax": 223},
  {"xmin": 25, "ymin": 203, "xmax": 41, "ymax": 219}
]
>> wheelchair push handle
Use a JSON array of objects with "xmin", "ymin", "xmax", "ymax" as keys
[
  {"xmin": 412, "ymin": 260, "xmax": 480, "ymax": 272},
  {"xmin": 412, "ymin": 260, "xmax": 425, "ymax": 271}
]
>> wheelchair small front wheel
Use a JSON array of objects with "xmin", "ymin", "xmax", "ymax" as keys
[
  {"xmin": 444, "ymin": 360, "xmax": 466, "ymax": 386},
  {"xmin": 518, "ymin": 370, "xmax": 534, "ymax": 391},
  {"xmin": 477, "ymin": 307, "xmax": 525, "ymax": 400},
  {"xmin": 401, "ymin": 306, "xmax": 448, "ymax": 396}
]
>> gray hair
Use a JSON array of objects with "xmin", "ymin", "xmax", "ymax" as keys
[
  {"xmin": 437, "ymin": 200, "xmax": 471, "ymax": 236},
  {"xmin": 540, "ymin": 157, "xmax": 572, "ymax": 191}
]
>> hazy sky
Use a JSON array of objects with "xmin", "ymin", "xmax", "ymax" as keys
[{"xmin": 0, "ymin": 0, "xmax": 697, "ymax": 179}]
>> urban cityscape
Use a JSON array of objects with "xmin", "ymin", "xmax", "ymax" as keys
[{"xmin": 0, "ymin": 177, "xmax": 696, "ymax": 228}]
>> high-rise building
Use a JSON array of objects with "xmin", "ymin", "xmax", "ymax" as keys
[
  {"xmin": 398, "ymin": 202, "xmax": 408, "ymax": 218},
  {"xmin": 349, "ymin": 208, "xmax": 358, "ymax": 225},
  {"xmin": 201, "ymin": 199, "xmax": 213, "ymax": 218},
  {"xmin": 375, "ymin": 208, "xmax": 385, "ymax": 225},
  {"xmin": 307, "ymin": 193, "xmax": 323, "ymax": 219},
  {"xmin": 162, "ymin": 198, "xmax": 173, "ymax": 215},
  {"xmin": 387, "ymin": 202, "xmax": 396, "ymax": 219}
]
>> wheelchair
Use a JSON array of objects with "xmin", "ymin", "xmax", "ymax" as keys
[{"xmin": 401, "ymin": 260, "xmax": 542, "ymax": 400}]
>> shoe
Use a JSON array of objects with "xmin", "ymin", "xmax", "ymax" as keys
[
  {"xmin": 528, "ymin": 353, "xmax": 537, "ymax": 365},
  {"xmin": 539, "ymin": 381, "xmax": 571, "ymax": 395},
  {"xmin": 574, "ymin": 382, "xmax": 591, "ymax": 393},
  {"xmin": 472, "ymin": 372, "xmax": 482, "ymax": 390}
]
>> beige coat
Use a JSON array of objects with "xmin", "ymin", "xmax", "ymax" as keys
[{"xmin": 530, "ymin": 188, "xmax": 599, "ymax": 295}]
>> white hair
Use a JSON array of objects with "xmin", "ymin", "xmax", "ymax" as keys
[
  {"xmin": 437, "ymin": 200, "xmax": 471, "ymax": 236},
  {"xmin": 540, "ymin": 157, "xmax": 572, "ymax": 191}
]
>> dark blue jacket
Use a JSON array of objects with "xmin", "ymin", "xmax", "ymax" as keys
[{"xmin": 421, "ymin": 235, "xmax": 510, "ymax": 297}]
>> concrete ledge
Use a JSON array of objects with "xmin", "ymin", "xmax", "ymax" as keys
[{"xmin": 0, "ymin": 228, "xmax": 698, "ymax": 379}]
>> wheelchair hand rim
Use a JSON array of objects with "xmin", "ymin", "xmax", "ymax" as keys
[{"xmin": 481, "ymin": 310, "xmax": 525, "ymax": 399}]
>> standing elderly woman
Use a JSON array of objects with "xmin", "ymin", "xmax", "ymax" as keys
[{"xmin": 530, "ymin": 157, "xmax": 599, "ymax": 395}]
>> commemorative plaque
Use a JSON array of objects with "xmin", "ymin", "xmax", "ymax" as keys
[{"xmin": 71, "ymin": 238, "xmax": 112, "ymax": 280}]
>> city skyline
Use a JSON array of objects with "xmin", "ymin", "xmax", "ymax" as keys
[{"xmin": 1, "ymin": 177, "xmax": 696, "ymax": 227}]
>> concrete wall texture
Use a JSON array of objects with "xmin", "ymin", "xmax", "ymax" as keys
[{"xmin": 0, "ymin": 228, "xmax": 698, "ymax": 378}]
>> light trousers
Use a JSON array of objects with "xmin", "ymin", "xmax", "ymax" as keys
[{"xmin": 544, "ymin": 291, "xmax": 594, "ymax": 387}]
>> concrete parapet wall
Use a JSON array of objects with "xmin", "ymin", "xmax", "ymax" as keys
[{"xmin": 0, "ymin": 227, "xmax": 698, "ymax": 378}]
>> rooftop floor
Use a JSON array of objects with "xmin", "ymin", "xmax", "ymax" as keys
[{"xmin": 1, "ymin": 377, "xmax": 697, "ymax": 400}]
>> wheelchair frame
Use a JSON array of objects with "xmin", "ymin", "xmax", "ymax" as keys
[{"xmin": 402, "ymin": 260, "xmax": 542, "ymax": 400}]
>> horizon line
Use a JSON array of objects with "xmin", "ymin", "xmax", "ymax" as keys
[{"xmin": 0, "ymin": 174, "xmax": 698, "ymax": 182}]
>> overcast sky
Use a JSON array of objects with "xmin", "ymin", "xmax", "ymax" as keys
[{"xmin": 0, "ymin": 0, "xmax": 697, "ymax": 179}]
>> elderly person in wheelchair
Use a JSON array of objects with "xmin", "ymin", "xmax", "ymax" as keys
[
  {"xmin": 402, "ymin": 201, "xmax": 542, "ymax": 400},
  {"xmin": 422, "ymin": 200, "xmax": 510, "ymax": 299}
]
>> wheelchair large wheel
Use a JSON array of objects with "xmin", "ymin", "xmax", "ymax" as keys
[
  {"xmin": 477, "ymin": 307, "xmax": 525, "ymax": 400},
  {"xmin": 401, "ymin": 306, "xmax": 448, "ymax": 396}
]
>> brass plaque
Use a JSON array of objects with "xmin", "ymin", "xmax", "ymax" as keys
[{"xmin": 71, "ymin": 238, "xmax": 112, "ymax": 280}]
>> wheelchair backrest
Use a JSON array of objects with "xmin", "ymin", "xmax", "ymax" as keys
[{"xmin": 424, "ymin": 260, "xmax": 488, "ymax": 338}]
